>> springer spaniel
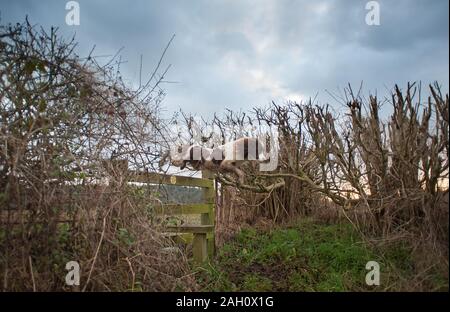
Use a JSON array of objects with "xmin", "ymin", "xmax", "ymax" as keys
[{"xmin": 169, "ymin": 137, "xmax": 269, "ymax": 183}]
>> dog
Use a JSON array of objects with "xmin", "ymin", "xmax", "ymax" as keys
[
  {"xmin": 168, "ymin": 137, "xmax": 269, "ymax": 184},
  {"xmin": 167, "ymin": 144, "xmax": 203, "ymax": 170}
]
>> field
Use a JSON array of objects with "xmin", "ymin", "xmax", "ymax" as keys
[{"xmin": 196, "ymin": 218, "xmax": 448, "ymax": 292}]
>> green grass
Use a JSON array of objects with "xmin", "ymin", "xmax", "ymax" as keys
[{"xmin": 195, "ymin": 218, "xmax": 448, "ymax": 291}]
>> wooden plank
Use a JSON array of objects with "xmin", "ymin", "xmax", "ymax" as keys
[
  {"xmin": 162, "ymin": 232, "xmax": 213, "ymax": 244},
  {"xmin": 154, "ymin": 203, "xmax": 213, "ymax": 215},
  {"xmin": 165, "ymin": 224, "xmax": 214, "ymax": 233},
  {"xmin": 162, "ymin": 233, "xmax": 192, "ymax": 245},
  {"xmin": 127, "ymin": 171, "xmax": 214, "ymax": 188},
  {"xmin": 201, "ymin": 188, "xmax": 215, "ymax": 223},
  {"xmin": 207, "ymin": 237, "xmax": 215, "ymax": 258},
  {"xmin": 193, "ymin": 233, "xmax": 208, "ymax": 263},
  {"xmin": 202, "ymin": 171, "xmax": 216, "ymax": 258}
]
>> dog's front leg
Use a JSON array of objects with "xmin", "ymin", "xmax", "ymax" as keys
[
  {"xmin": 220, "ymin": 161, "xmax": 245, "ymax": 184},
  {"xmin": 234, "ymin": 167, "xmax": 245, "ymax": 184}
]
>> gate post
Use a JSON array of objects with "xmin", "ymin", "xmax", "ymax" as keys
[
  {"xmin": 202, "ymin": 170, "xmax": 215, "ymax": 257},
  {"xmin": 193, "ymin": 233, "xmax": 208, "ymax": 263}
]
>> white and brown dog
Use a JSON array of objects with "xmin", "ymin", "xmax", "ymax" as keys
[{"xmin": 167, "ymin": 137, "xmax": 269, "ymax": 183}]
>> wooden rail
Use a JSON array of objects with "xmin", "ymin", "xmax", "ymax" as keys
[{"xmin": 126, "ymin": 168, "xmax": 216, "ymax": 263}]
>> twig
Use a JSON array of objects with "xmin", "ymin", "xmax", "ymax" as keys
[
  {"xmin": 29, "ymin": 256, "xmax": 36, "ymax": 292},
  {"xmin": 82, "ymin": 216, "xmax": 107, "ymax": 292}
]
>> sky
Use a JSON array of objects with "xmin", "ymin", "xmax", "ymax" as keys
[{"xmin": 1, "ymin": 0, "xmax": 449, "ymax": 118}]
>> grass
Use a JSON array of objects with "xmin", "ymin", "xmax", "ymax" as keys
[{"xmin": 195, "ymin": 218, "xmax": 448, "ymax": 291}]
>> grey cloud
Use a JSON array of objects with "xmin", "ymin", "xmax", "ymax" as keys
[{"xmin": 0, "ymin": 0, "xmax": 448, "ymax": 117}]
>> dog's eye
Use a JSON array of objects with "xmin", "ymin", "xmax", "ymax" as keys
[{"xmin": 177, "ymin": 146, "xmax": 182, "ymax": 153}]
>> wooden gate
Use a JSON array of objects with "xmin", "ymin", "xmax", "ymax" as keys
[{"xmin": 128, "ymin": 170, "xmax": 215, "ymax": 263}]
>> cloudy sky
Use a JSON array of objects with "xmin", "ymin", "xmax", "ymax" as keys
[{"xmin": 1, "ymin": 0, "xmax": 449, "ymax": 117}]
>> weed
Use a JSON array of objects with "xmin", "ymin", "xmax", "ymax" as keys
[{"xmin": 196, "ymin": 218, "xmax": 447, "ymax": 291}]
